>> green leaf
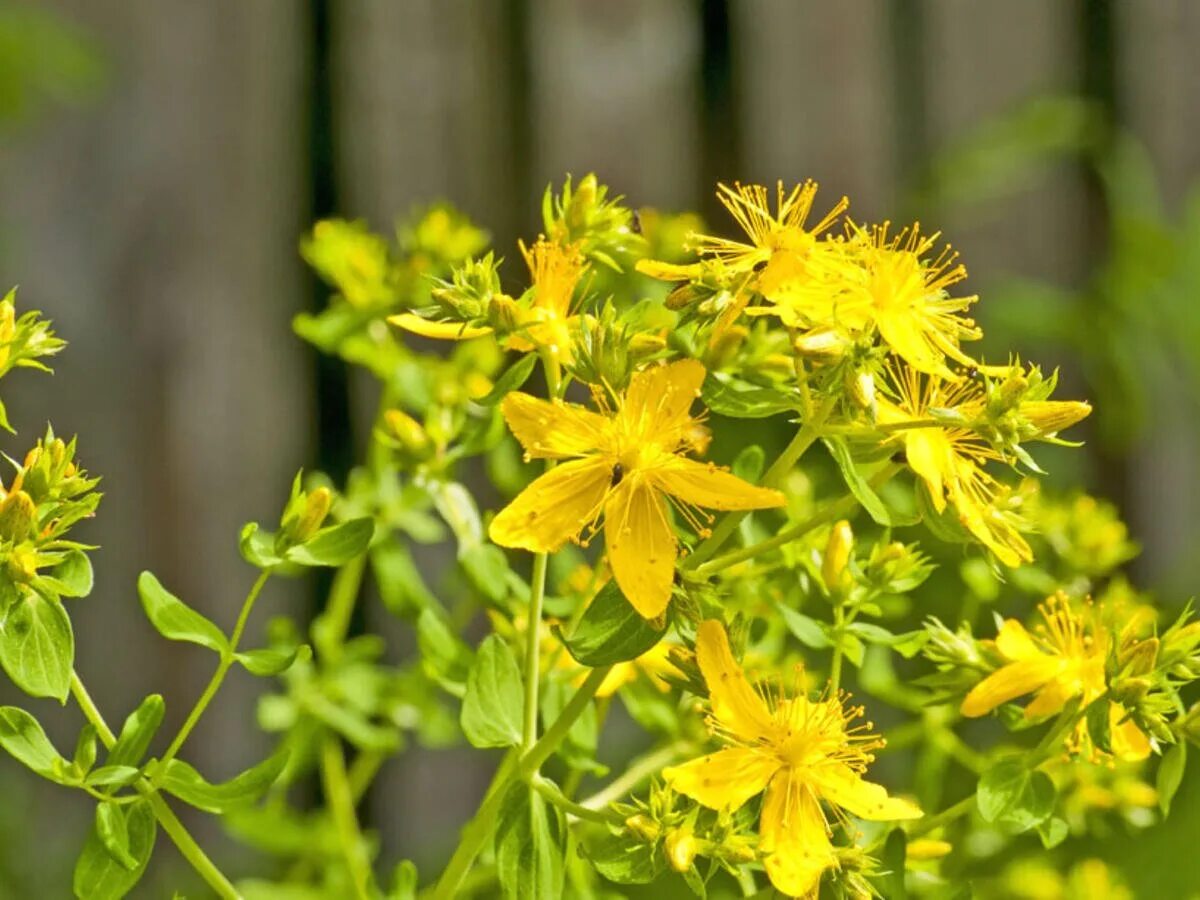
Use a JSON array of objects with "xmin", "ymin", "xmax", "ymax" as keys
[
  {"xmin": 559, "ymin": 581, "xmax": 665, "ymax": 666},
  {"xmin": 430, "ymin": 482, "xmax": 483, "ymax": 550},
  {"xmin": 1036, "ymin": 815, "xmax": 1069, "ymax": 849},
  {"xmin": 240, "ymin": 522, "xmax": 284, "ymax": 569},
  {"xmin": 977, "ymin": 759, "xmax": 1056, "ymax": 833},
  {"xmin": 701, "ymin": 373, "xmax": 797, "ymax": 419},
  {"xmin": 495, "ymin": 782, "xmax": 565, "ymax": 900},
  {"xmin": 0, "ymin": 705, "xmax": 70, "ymax": 782},
  {"xmin": 823, "ymin": 437, "xmax": 897, "ymax": 526},
  {"xmin": 372, "ymin": 541, "xmax": 436, "ymax": 617},
  {"xmin": 775, "ymin": 603, "xmax": 831, "ymax": 649},
  {"xmin": 285, "ymin": 517, "xmax": 374, "ymax": 567},
  {"xmin": 479, "ymin": 353, "xmax": 538, "ymax": 405},
  {"xmin": 44, "ymin": 550, "xmax": 94, "ymax": 598},
  {"xmin": 1157, "ymin": 742, "xmax": 1187, "ymax": 816},
  {"xmin": 108, "ymin": 694, "xmax": 165, "ymax": 769},
  {"xmin": 95, "ymin": 801, "xmax": 137, "ymax": 870},
  {"xmin": 158, "ymin": 748, "xmax": 289, "ymax": 814},
  {"xmin": 86, "ymin": 765, "xmax": 142, "ymax": 788},
  {"xmin": 137, "ymin": 572, "xmax": 228, "ymax": 653},
  {"xmin": 584, "ymin": 827, "xmax": 662, "ymax": 885},
  {"xmin": 460, "ymin": 544, "xmax": 511, "ymax": 605},
  {"xmin": 416, "ymin": 608, "xmax": 474, "ymax": 689},
  {"xmin": 541, "ymin": 678, "xmax": 603, "ymax": 775},
  {"xmin": 0, "ymin": 591, "xmax": 74, "ymax": 701},
  {"xmin": 72, "ymin": 798, "xmax": 155, "ymax": 899},
  {"xmin": 1085, "ymin": 697, "xmax": 1112, "ymax": 755},
  {"xmin": 73, "ymin": 723, "xmax": 98, "ymax": 775},
  {"xmin": 461, "ymin": 635, "xmax": 524, "ymax": 748},
  {"xmin": 236, "ymin": 645, "xmax": 309, "ymax": 677},
  {"xmin": 731, "ymin": 445, "xmax": 765, "ymax": 483}
]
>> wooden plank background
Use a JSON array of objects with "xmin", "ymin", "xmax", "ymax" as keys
[{"xmin": 0, "ymin": 0, "xmax": 1196, "ymax": 892}]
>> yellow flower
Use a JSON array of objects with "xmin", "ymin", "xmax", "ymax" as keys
[
  {"xmin": 880, "ymin": 363, "xmax": 1032, "ymax": 566},
  {"xmin": 664, "ymin": 621, "xmax": 920, "ymax": 898},
  {"xmin": 391, "ymin": 238, "xmax": 586, "ymax": 361},
  {"xmin": 816, "ymin": 225, "xmax": 984, "ymax": 381},
  {"xmin": 489, "ymin": 360, "xmax": 783, "ymax": 618},
  {"xmin": 637, "ymin": 181, "xmax": 846, "ymax": 334},
  {"xmin": 961, "ymin": 595, "xmax": 1150, "ymax": 761}
]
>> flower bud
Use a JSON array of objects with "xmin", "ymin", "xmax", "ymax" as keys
[
  {"xmin": 486, "ymin": 294, "xmax": 522, "ymax": 333},
  {"xmin": 664, "ymin": 828, "xmax": 697, "ymax": 873},
  {"xmin": 0, "ymin": 298, "xmax": 14, "ymax": 369},
  {"xmin": 0, "ymin": 490, "xmax": 37, "ymax": 543},
  {"xmin": 567, "ymin": 173, "xmax": 598, "ymax": 231},
  {"xmin": 385, "ymin": 410, "xmax": 431, "ymax": 456},
  {"xmin": 823, "ymin": 520, "xmax": 854, "ymax": 595},
  {"xmin": 1119, "ymin": 637, "xmax": 1158, "ymax": 677},
  {"xmin": 907, "ymin": 839, "xmax": 952, "ymax": 861},
  {"xmin": 624, "ymin": 814, "xmax": 660, "ymax": 843},
  {"xmin": 1020, "ymin": 400, "xmax": 1092, "ymax": 437},
  {"xmin": 284, "ymin": 487, "xmax": 332, "ymax": 544},
  {"xmin": 846, "ymin": 370, "xmax": 877, "ymax": 418},
  {"xmin": 793, "ymin": 327, "xmax": 848, "ymax": 362},
  {"xmin": 6, "ymin": 544, "xmax": 37, "ymax": 583}
]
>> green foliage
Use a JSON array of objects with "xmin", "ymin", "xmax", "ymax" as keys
[
  {"xmin": 460, "ymin": 635, "xmax": 523, "ymax": 748},
  {"xmin": 559, "ymin": 581, "xmax": 666, "ymax": 666}
]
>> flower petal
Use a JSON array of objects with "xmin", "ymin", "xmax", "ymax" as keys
[
  {"xmin": 653, "ymin": 456, "xmax": 785, "ymax": 511},
  {"xmin": 960, "ymin": 656, "xmax": 1067, "ymax": 718},
  {"xmin": 1109, "ymin": 702, "xmax": 1152, "ymax": 762},
  {"xmin": 388, "ymin": 313, "xmax": 493, "ymax": 340},
  {"xmin": 663, "ymin": 747, "xmax": 778, "ymax": 812},
  {"xmin": 488, "ymin": 458, "xmax": 611, "ymax": 553},
  {"xmin": 813, "ymin": 764, "xmax": 922, "ymax": 821},
  {"xmin": 904, "ymin": 430, "xmax": 952, "ymax": 512},
  {"xmin": 621, "ymin": 360, "xmax": 705, "ymax": 444},
  {"xmin": 995, "ymin": 619, "xmax": 1041, "ymax": 662},
  {"xmin": 694, "ymin": 619, "xmax": 776, "ymax": 742},
  {"xmin": 499, "ymin": 392, "xmax": 610, "ymax": 459},
  {"xmin": 760, "ymin": 773, "xmax": 833, "ymax": 899},
  {"xmin": 604, "ymin": 480, "xmax": 676, "ymax": 618}
]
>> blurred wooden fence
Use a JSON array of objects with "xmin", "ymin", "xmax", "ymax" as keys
[{"xmin": 0, "ymin": 0, "xmax": 1197, "ymax": 890}]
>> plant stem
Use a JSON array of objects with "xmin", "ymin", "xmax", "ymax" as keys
[
  {"xmin": 69, "ymin": 672, "xmax": 242, "ymax": 900},
  {"xmin": 319, "ymin": 553, "xmax": 368, "ymax": 659},
  {"xmin": 905, "ymin": 794, "xmax": 976, "ymax": 839},
  {"xmin": 523, "ymin": 551, "xmax": 549, "ymax": 749},
  {"xmin": 580, "ymin": 741, "xmax": 692, "ymax": 810},
  {"xmin": 321, "ymin": 735, "xmax": 375, "ymax": 900},
  {"xmin": 829, "ymin": 604, "xmax": 846, "ymax": 692},
  {"xmin": 431, "ymin": 666, "xmax": 611, "ymax": 900},
  {"xmin": 532, "ymin": 776, "xmax": 623, "ymax": 825},
  {"xmin": 159, "ymin": 571, "xmax": 271, "ymax": 769},
  {"xmin": 685, "ymin": 395, "xmax": 836, "ymax": 570}
]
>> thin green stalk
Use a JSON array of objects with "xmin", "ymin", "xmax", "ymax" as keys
[
  {"xmin": 321, "ymin": 735, "xmax": 375, "ymax": 900},
  {"xmin": 829, "ymin": 604, "xmax": 846, "ymax": 692},
  {"xmin": 523, "ymin": 550, "xmax": 549, "ymax": 749},
  {"xmin": 904, "ymin": 794, "xmax": 976, "ymax": 840},
  {"xmin": 159, "ymin": 571, "xmax": 271, "ymax": 769},
  {"xmin": 532, "ymin": 777, "xmax": 623, "ymax": 825},
  {"xmin": 431, "ymin": 666, "xmax": 611, "ymax": 900},
  {"xmin": 319, "ymin": 553, "xmax": 368, "ymax": 659},
  {"xmin": 69, "ymin": 673, "xmax": 242, "ymax": 900},
  {"xmin": 580, "ymin": 741, "xmax": 692, "ymax": 811},
  {"xmin": 685, "ymin": 395, "xmax": 836, "ymax": 570}
]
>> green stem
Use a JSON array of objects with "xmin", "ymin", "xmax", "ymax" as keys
[
  {"xmin": 691, "ymin": 462, "xmax": 901, "ymax": 579},
  {"xmin": 431, "ymin": 666, "xmax": 611, "ymax": 900},
  {"xmin": 159, "ymin": 571, "xmax": 271, "ymax": 769},
  {"xmin": 685, "ymin": 395, "xmax": 836, "ymax": 570},
  {"xmin": 905, "ymin": 794, "xmax": 976, "ymax": 840},
  {"xmin": 580, "ymin": 741, "xmax": 692, "ymax": 811},
  {"xmin": 318, "ymin": 553, "xmax": 368, "ymax": 660},
  {"xmin": 321, "ymin": 735, "xmax": 375, "ymax": 900},
  {"xmin": 69, "ymin": 673, "xmax": 242, "ymax": 900},
  {"xmin": 523, "ymin": 551, "xmax": 549, "ymax": 749},
  {"xmin": 829, "ymin": 610, "xmax": 846, "ymax": 693},
  {"xmin": 532, "ymin": 777, "xmax": 623, "ymax": 825}
]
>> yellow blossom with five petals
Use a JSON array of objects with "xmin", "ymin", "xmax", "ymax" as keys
[
  {"xmin": 664, "ymin": 621, "xmax": 921, "ymax": 897},
  {"xmin": 488, "ymin": 361, "xmax": 784, "ymax": 618},
  {"xmin": 961, "ymin": 594, "xmax": 1151, "ymax": 762}
]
